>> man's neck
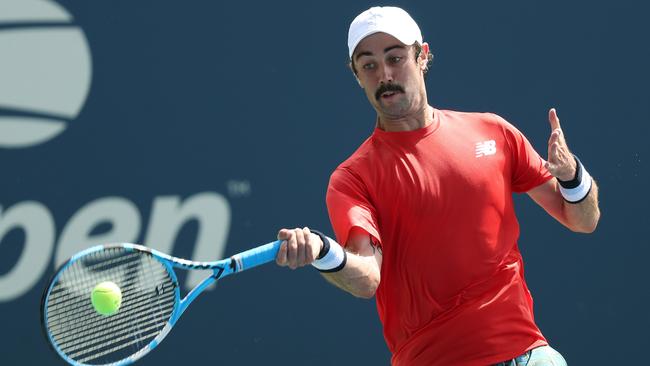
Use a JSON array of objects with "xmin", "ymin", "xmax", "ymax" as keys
[{"xmin": 377, "ymin": 105, "xmax": 434, "ymax": 132}]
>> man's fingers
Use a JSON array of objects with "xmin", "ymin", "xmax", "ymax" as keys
[
  {"xmin": 277, "ymin": 228, "xmax": 291, "ymax": 240},
  {"xmin": 275, "ymin": 228, "xmax": 291, "ymax": 266},
  {"xmin": 287, "ymin": 230, "xmax": 298, "ymax": 269},
  {"xmin": 548, "ymin": 108, "xmax": 561, "ymax": 131},
  {"xmin": 295, "ymin": 228, "xmax": 306, "ymax": 267},
  {"xmin": 546, "ymin": 140, "xmax": 577, "ymax": 181},
  {"xmin": 548, "ymin": 129, "xmax": 560, "ymax": 146},
  {"xmin": 276, "ymin": 227, "xmax": 320, "ymax": 269},
  {"xmin": 548, "ymin": 141, "xmax": 560, "ymax": 163},
  {"xmin": 303, "ymin": 227, "xmax": 317, "ymax": 263},
  {"xmin": 276, "ymin": 240, "xmax": 288, "ymax": 266}
]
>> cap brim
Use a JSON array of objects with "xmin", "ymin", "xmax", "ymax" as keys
[{"xmin": 349, "ymin": 31, "xmax": 418, "ymax": 59}]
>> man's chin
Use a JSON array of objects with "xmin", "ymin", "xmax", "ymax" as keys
[{"xmin": 377, "ymin": 102, "xmax": 410, "ymax": 118}]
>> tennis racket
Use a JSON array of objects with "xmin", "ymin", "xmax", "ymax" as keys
[{"xmin": 40, "ymin": 240, "xmax": 282, "ymax": 366}]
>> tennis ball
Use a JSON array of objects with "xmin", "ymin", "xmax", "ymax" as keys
[{"xmin": 91, "ymin": 281, "xmax": 122, "ymax": 316}]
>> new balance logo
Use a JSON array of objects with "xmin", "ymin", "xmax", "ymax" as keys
[{"xmin": 475, "ymin": 140, "xmax": 497, "ymax": 157}]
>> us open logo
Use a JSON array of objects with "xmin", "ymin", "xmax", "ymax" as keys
[{"xmin": 0, "ymin": 0, "xmax": 92, "ymax": 149}]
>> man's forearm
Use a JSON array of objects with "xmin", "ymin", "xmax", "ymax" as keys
[
  {"xmin": 275, "ymin": 227, "xmax": 381, "ymax": 298},
  {"xmin": 321, "ymin": 250, "xmax": 380, "ymax": 299},
  {"xmin": 562, "ymin": 179, "xmax": 600, "ymax": 233}
]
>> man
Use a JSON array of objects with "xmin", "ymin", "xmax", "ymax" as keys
[{"xmin": 276, "ymin": 6, "xmax": 600, "ymax": 366}]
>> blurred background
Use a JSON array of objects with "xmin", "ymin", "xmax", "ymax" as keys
[{"xmin": 1, "ymin": 0, "xmax": 648, "ymax": 364}]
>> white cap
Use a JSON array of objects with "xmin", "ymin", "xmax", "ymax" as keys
[{"xmin": 347, "ymin": 6, "xmax": 423, "ymax": 59}]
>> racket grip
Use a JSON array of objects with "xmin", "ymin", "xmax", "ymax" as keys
[{"xmin": 231, "ymin": 240, "xmax": 282, "ymax": 272}]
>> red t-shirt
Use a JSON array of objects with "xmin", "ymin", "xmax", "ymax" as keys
[{"xmin": 326, "ymin": 109, "xmax": 553, "ymax": 365}]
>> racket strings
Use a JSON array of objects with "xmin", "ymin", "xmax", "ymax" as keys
[
  {"xmin": 48, "ymin": 281, "xmax": 176, "ymax": 346},
  {"xmin": 47, "ymin": 263, "xmax": 171, "ymax": 328},
  {"xmin": 45, "ymin": 247, "xmax": 177, "ymax": 365},
  {"xmin": 76, "ymin": 328, "xmax": 164, "ymax": 364},
  {"xmin": 47, "ymin": 252, "xmax": 144, "ymax": 303},
  {"xmin": 47, "ymin": 277, "xmax": 174, "ymax": 335}
]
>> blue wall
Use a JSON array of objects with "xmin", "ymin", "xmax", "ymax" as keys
[{"xmin": 1, "ymin": 0, "xmax": 648, "ymax": 364}]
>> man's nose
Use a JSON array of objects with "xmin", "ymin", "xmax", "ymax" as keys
[{"xmin": 377, "ymin": 63, "xmax": 394, "ymax": 84}]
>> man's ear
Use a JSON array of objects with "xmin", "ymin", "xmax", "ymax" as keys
[{"xmin": 419, "ymin": 42, "xmax": 431, "ymax": 71}]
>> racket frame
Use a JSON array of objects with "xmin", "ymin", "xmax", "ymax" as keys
[{"xmin": 41, "ymin": 240, "xmax": 281, "ymax": 366}]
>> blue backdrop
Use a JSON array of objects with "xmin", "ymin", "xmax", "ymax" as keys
[{"xmin": 1, "ymin": 0, "xmax": 648, "ymax": 364}]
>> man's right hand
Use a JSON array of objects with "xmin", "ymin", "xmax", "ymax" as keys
[{"xmin": 275, "ymin": 227, "xmax": 323, "ymax": 270}]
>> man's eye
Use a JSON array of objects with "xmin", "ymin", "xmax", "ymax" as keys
[
  {"xmin": 362, "ymin": 63, "xmax": 375, "ymax": 70},
  {"xmin": 389, "ymin": 56, "xmax": 403, "ymax": 63}
]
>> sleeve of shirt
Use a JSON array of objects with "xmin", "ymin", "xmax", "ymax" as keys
[
  {"xmin": 495, "ymin": 114, "xmax": 554, "ymax": 193},
  {"xmin": 325, "ymin": 167, "xmax": 381, "ymax": 247}
]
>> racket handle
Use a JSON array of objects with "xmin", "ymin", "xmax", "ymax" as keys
[{"xmin": 231, "ymin": 240, "xmax": 282, "ymax": 272}]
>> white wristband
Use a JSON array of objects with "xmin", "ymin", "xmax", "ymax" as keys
[
  {"xmin": 559, "ymin": 158, "xmax": 593, "ymax": 203},
  {"xmin": 311, "ymin": 234, "xmax": 347, "ymax": 272}
]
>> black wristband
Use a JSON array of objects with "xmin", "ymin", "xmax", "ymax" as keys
[
  {"xmin": 557, "ymin": 154, "xmax": 583, "ymax": 189},
  {"xmin": 557, "ymin": 154, "xmax": 593, "ymax": 204},
  {"xmin": 310, "ymin": 229, "xmax": 347, "ymax": 273},
  {"xmin": 310, "ymin": 230, "xmax": 330, "ymax": 260}
]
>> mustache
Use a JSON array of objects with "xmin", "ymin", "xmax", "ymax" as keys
[{"xmin": 375, "ymin": 83, "xmax": 405, "ymax": 100}]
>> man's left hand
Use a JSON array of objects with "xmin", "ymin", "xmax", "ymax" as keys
[{"xmin": 545, "ymin": 108, "xmax": 577, "ymax": 181}]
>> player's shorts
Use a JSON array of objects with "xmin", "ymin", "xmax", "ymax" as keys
[{"xmin": 492, "ymin": 345, "xmax": 567, "ymax": 366}]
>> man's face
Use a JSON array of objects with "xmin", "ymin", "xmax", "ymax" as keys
[{"xmin": 351, "ymin": 32, "xmax": 427, "ymax": 119}]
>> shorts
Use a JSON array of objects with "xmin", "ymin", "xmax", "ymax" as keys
[{"xmin": 492, "ymin": 345, "xmax": 567, "ymax": 366}]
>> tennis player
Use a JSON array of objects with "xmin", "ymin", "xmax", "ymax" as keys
[{"xmin": 276, "ymin": 6, "xmax": 600, "ymax": 366}]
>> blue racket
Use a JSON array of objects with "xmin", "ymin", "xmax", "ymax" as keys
[{"xmin": 40, "ymin": 240, "xmax": 282, "ymax": 366}]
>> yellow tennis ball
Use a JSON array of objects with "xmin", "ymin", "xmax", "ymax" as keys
[{"xmin": 91, "ymin": 281, "xmax": 122, "ymax": 316}]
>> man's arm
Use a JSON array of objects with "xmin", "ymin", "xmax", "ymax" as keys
[
  {"xmin": 527, "ymin": 108, "xmax": 601, "ymax": 233},
  {"xmin": 276, "ymin": 226, "xmax": 381, "ymax": 299},
  {"xmin": 527, "ymin": 176, "xmax": 599, "ymax": 233}
]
